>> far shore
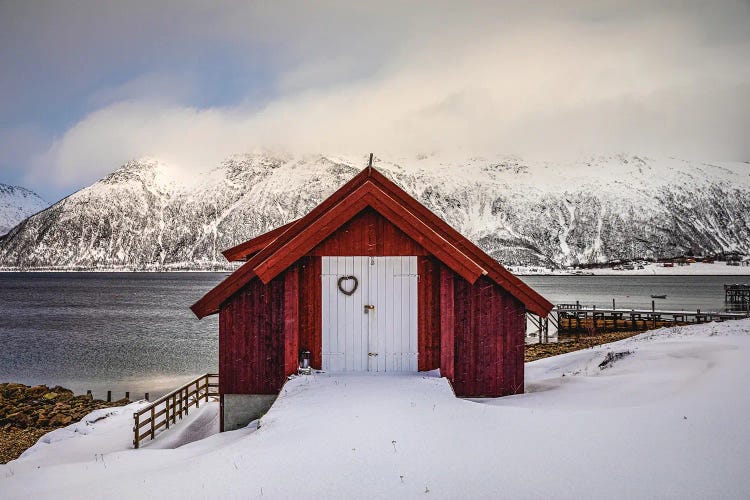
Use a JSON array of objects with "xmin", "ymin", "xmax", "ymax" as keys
[{"xmin": 1, "ymin": 262, "xmax": 749, "ymax": 277}]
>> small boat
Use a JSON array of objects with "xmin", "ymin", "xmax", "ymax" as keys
[{"xmin": 650, "ymin": 294, "xmax": 667, "ymax": 299}]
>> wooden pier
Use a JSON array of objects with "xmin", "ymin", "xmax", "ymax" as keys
[
  {"xmin": 725, "ymin": 284, "xmax": 750, "ymax": 308},
  {"xmin": 554, "ymin": 302, "xmax": 749, "ymax": 335}
]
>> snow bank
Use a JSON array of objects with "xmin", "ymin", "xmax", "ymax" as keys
[{"xmin": 2, "ymin": 320, "xmax": 750, "ymax": 499}]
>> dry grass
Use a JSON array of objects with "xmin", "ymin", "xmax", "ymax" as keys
[
  {"xmin": 525, "ymin": 331, "xmax": 642, "ymax": 362},
  {"xmin": 0, "ymin": 428, "xmax": 51, "ymax": 464}
]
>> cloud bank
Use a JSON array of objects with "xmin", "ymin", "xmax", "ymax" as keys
[{"xmin": 2, "ymin": 1, "xmax": 748, "ymax": 195}]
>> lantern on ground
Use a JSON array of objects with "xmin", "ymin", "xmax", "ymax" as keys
[{"xmin": 299, "ymin": 350, "xmax": 311, "ymax": 372}]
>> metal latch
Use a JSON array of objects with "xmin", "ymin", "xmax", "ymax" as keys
[{"xmin": 364, "ymin": 304, "xmax": 375, "ymax": 314}]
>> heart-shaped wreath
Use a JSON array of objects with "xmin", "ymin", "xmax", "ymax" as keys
[{"xmin": 337, "ymin": 275, "xmax": 359, "ymax": 296}]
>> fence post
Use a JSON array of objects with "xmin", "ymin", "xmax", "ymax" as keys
[
  {"xmin": 196, "ymin": 379, "xmax": 200, "ymax": 408},
  {"xmin": 150, "ymin": 406, "xmax": 155, "ymax": 439},
  {"xmin": 133, "ymin": 412, "xmax": 140, "ymax": 449},
  {"xmin": 107, "ymin": 390, "xmax": 111, "ymax": 402}
]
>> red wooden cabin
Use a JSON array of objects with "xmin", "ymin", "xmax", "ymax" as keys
[{"xmin": 192, "ymin": 163, "xmax": 552, "ymax": 431}]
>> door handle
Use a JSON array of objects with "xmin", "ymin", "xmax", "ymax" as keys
[
  {"xmin": 364, "ymin": 304, "xmax": 375, "ymax": 314},
  {"xmin": 368, "ymin": 352, "xmax": 378, "ymax": 357}
]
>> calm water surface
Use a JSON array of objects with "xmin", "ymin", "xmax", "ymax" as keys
[
  {"xmin": 1, "ymin": 272, "xmax": 747, "ymax": 398},
  {"xmin": 0, "ymin": 273, "xmax": 223, "ymax": 399}
]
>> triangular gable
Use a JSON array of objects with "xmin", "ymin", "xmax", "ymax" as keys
[
  {"xmin": 192, "ymin": 165, "xmax": 553, "ymax": 318},
  {"xmin": 251, "ymin": 181, "xmax": 486, "ymax": 284}
]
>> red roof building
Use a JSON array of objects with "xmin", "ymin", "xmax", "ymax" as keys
[{"xmin": 192, "ymin": 161, "xmax": 553, "ymax": 430}]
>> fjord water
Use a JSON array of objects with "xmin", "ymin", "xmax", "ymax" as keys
[
  {"xmin": 0, "ymin": 273, "xmax": 223, "ymax": 399},
  {"xmin": 0, "ymin": 273, "xmax": 747, "ymax": 399}
]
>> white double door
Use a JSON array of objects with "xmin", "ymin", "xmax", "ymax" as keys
[{"xmin": 322, "ymin": 256, "xmax": 418, "ymax": 372}]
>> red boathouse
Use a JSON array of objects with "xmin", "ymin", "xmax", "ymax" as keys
[{"xmin": 192, "ymin": 160, "xmax": 553, "ymax": 430}]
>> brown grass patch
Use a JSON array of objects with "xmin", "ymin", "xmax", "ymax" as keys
[{"xmin": 525, "ymin": 331, "xmax": 642, "ymax": 362}]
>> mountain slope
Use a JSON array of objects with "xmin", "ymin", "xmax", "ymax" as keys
[
  {"xmin": 0, "ymin": 184, "xmax": 48, "ymax": 236},
  {"xmin": 0, "ymin": 153, "xmax": 748, "ymax": 270}
]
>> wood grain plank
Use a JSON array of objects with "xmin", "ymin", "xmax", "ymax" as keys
[
  {"xmin": 439, "ymin": 266, "xmax": 455, "ymax": 382},
  {"xmin": 284, "ymin": 265, "xmax": 300, "ymax": 376}
]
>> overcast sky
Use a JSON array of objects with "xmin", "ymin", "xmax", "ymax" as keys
[{"xmin": 1, "ymin": 1, "xmax": 749, "ymax": 202}]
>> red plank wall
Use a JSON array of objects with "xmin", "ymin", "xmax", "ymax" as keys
[
  {"xmin": 417, "ymin": 256, "xmax": 442, "ymax": 371},
  {"xmin": 450, "ymin": 275, "xmax": 526, "ymax": 397},
  {"xmin": 218, "ymin": 275, "xmax": 287, "ymax": 395},
  {"xmin": 218, "ymin": 243, "xmax": 525, "ymax": 398},
  {"xmin": 297, "ymin": 256, "xmax": 322, "ymax": 369},
  {"xmin": 309, "ymin": 207, "xmax": 427, "ymax": 256}
]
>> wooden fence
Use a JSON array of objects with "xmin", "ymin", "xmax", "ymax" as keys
[{"xmin": 133, "ymin": 373, "xmax": 219, "ymax": 449}]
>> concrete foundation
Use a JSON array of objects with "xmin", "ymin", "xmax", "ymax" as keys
[{"xmin": 222, "ymin": 394, "xmax": 277, "ymax": 431}]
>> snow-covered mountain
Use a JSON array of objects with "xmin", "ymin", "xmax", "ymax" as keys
[
  {"xmin": 0, "ymin": 184, "xmax": 48, "ymax": 236},
  {"xmin": 0, "ymin": 153, "xmax": 748, "ymax": 270}
]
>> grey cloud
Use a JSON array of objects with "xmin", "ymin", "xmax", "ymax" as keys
[{"xmin": 1, "ymin": 0, "xmax": 749, "ymax": 197}]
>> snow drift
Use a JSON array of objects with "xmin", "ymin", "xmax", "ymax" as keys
[{"xmin": 2, "ymin": 319, "xmax": 749, "ymax": 499}]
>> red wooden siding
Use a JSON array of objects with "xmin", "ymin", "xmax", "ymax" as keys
[
  {"xmin": 297, "ymin": 256, "xmax": 323, "ymax": 369},
  {"xmin": 439, "ymin": 264, "xmax": 455, "ymax": 381},
  {"xmin": 310, "ymin": 207, "xmax": 427, "ymax": 256},
  {"xmin": 218, "ymin": 250, "xmax": 524, "ymax": 398},
  {"xmin": 417, "ymin": 256, "xmax": 441, "ymax": 371},
  {"xmin": 283, "ymin": 264, "xmax": 300, "ymax": 376},
  {"xmin": 450, "ymin": 275, "xmax": 525, "ymax": 397},
  {"xmin": 219, "ymin": 276, "xmax": 286, "ymax": 395}
]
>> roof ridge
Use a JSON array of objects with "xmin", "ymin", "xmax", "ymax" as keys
[{"xmin": 191, "ymin": 163, "xmax": 553, "ymax": 318}]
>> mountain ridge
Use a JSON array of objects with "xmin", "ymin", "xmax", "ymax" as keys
[{"xmin": 1, "ymin": 153, "xmax": 748, "ymax": 270}]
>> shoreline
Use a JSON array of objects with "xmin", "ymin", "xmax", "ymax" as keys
[
  {"xmin": 1, "ymin": 270, "xmax": 749, "ymax": 277},
  {"xmin": 1, "ymin": 261, "xmax": 748, "ymax": 277}
]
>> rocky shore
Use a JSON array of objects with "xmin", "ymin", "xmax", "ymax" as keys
[{"xmin": 0, "ymin": 383, "xmax": 129, "ymax": 463}]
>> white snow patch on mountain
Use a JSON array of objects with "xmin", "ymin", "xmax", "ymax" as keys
[
  {"xmin": 1, "ymin": 153, "xmax": 749, "ymax": 270},
  {"xmin": 0, "ymin": 184, "xmax": 48, "ymax": 235}
]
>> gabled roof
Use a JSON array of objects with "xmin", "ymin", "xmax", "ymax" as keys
[
  {"xmin": 222, "ymin": 220, "xmax": 297, "ymax": 261},
  {"xmin": 191, "ymin": 164, "xmax": 553, "ymax": 318}
]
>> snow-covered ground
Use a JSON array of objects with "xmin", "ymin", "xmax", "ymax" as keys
[{"xmin": 3, "ymin": 320, "xmax": 750, "ymax": 499}]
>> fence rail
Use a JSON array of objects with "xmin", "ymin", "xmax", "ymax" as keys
[{"xmin": 133, "ymin": 373, "xmax": 219, "ymax": 449}]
